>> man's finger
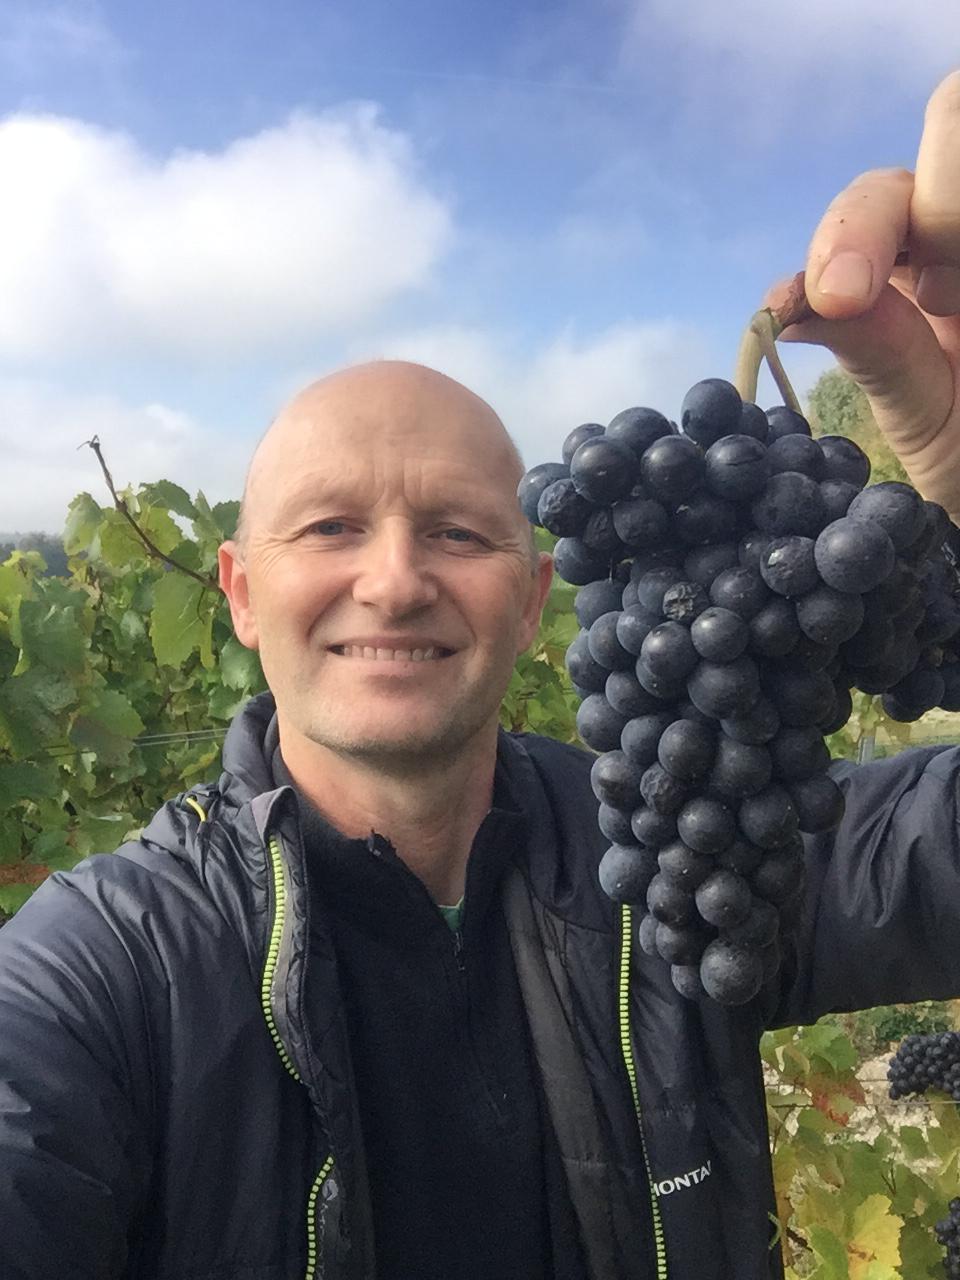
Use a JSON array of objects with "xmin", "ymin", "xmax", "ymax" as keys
[
  {"xmin": 911, "ymin": 70, "xmax": 960, "ymax": 315},
  {"xmin": 802, "ymin": 168, "xmax": 913, "ymax": 322},
  {"xmin": 778, "ymin": 284, "xmax": 957, "ymax": 509}
]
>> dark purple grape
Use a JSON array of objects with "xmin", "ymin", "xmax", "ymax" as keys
[
  {"xmin": 884, "ymin": 667, "xmax": 946, "ymax": 720},
  {"xmin": 751, "ymin": 843, "xmax": 805, "ymax": 904},
  {"xmin": 738, "ymin": 785, "xmax": 798, "ymax": 849},
  {"xmin": 695, "ymin": 869, "xmax": 752, "ymax": 928},
  {"xmin": 671, "ymin": 964, "xmax": 707, "ymax": 999},
  {"xmin": 765, "ymin": 434, "xmax": 824, "ymax": 480},
  {"xmin": 657, "ymin": 839, "xmax": 716, "ymax": 889},
  {"xmin": 606, "ymin": 669, "xmax": 665, "ymax": 717},
  {"xmin": 656, "ymin": 920, "xmax": 714, "ymax": 965},
  {"xmin": 616, "ymin": 603, "xmax": 661, "ymax": 655},
  {"xmin": 641, "ymin": 622, "xmax": 699, "ymax": 680},
  {"xmin": 672, "ymin": 493, "xmax": 738, "ymax": 546},
  {"xmin": 575, "ymin": 579, "xmax": 626, "ymax": 629},
  {"xmin": 752, "ymin": 472, "xmax": 827, "ymax": 538},
  {"xmin": 588, "ymin": 611, "xmax": 635, "ymax": 671},
  {"xmin": 716, "ymin": 837, "xmax": 764, "ymax": 875},
  {"xmin": 684, "ymin": 542, "xmax": 739, "ymax": 586},
  {"xmin": 819, "ymin": 478, "xmax": 860, "ymax": 523},
  {"xmin": 657, "ymin": 718, "xmax": 716, "ymax": 781},
  {"xmin": 749, "ymin": 598, "xmax": 801, "ymax": 659},
  {"xmin": 795, "ymin": 586, "xmax": 865, "ymax": 646},
  {"xmin": 818, "ymin": 685, "xmax": 852, "ymax": 736},
  {"xmin": 699, "ymin": 940, "xmax": 763, "ymax": 1005},
  {"xmin": 759, "ymin": 536, "xmax": 819, "ymax": 597},
  {"xmin": 606, "ymin": 406, "xmax": 673, "ymax": 458},
  {"xmin": 765, "ymin": 665, "xmax": 835, "ymax": 728},
  {"xmin": 738, "ymin": 531, "xmax": 773, "ymax": 569},
  {"xmin": 599, "ymin": 843, "xmax": 659, "ymax": 902},
  {"xmin": 591, "ymin": 750, "xmax": 645, "ymax": 810},
  {"xmin": 598, "ymin": 802, "xmax": 634, "ymax": 844},
  {"xmin": 769, "ymin": 726, "xmax": 830, "ymax": 781},
  {"xmin": 552, "ymin": 537, "xmax": 612, "ymax": 585},
  {"xmin": 722, "ymin": 898, "xmax": 779, "ymax": 947},
  {"xmin": 661, "ymin": 580, "xmax": 710, "ymax": 624},
  {"xmin": 621, "ymin": 712, "xmax": 677, "ymax": 766},
  {"xmin": 677, "ymin": 795, "xmax": 737, "ymax": 854},
  {"xmin": 818, "ymin": 435, "xmax": 870, "ymax": 488},
  {"xmin": 765, "ymin": 406, "xmax": 812, "ymax": 439},
  {"xmin": 738, "ymin": 402, "xmax": 769, "ymax": 442},
  {"xmin": 537, "ymin": 478, "xmax": 594, "ymax": 537},
  {"xmin": 640, "ymin": 435, "xmax": 705, "ymax": 503},
  {"xmin": 640, "ymin": 763, "xmax": 691, "ymax": 815},
  {"xmin": 576, "ymin": 694, "xmax": 629, "ymax": 751},
  {"xmin": 848, "ymin": 481, "xmax": 926, "ymax": 551},
  {"xmin": 612, "ymin": 496, "xmax": 671, "ymax": 550},
  {"xmin": 709, "ymin": 566, "xmax": 770, "ymax": 620},
  {"xmin": 721, "ymin": 696, "xmax": 780, "ymax": 745},
  {"xmin": 635, "ymin": 566, "xmax": 683, "ymax": 614},
  {"xmin": 707, "ymin": 736, "xmax": 773, "ymax": 799},
  {"xmin": 786, "ymin": 773, "xmax": 844, "ymax": 833},
  {"xmin": 638, "ymin": 912, "xmax": 659, "ymax": 955},
  {"xmin": 561, "ymin": 422, "xmax": 605, "ymax": 465},
  {"xmin": 687, "ymin": 656, "xmax": 761, "ymax": 719},
  {"xmin": 690, "ymin": 606, "xmax": 750, "ymax": 662},
  {"xmin": 518, "ymin": 461, "xmax": 568, "ymax": 524},
  {"xmin": 646, "ymin": 873, "xmax": 696, "ymax": 925},
  {"xmin": 814, "ymin": 516, "xmax": 896, "ymax": 594},
  {"xmin": 680, "ymin": 378, "xmax": 743, "ymax": 447},
  {"xmin": 570, "ymin": 437, "xmax": 639, "ymax": 504},
  {"xmin": 631, "ymin": 805, "xmax": 677, "ymax": 849},
  {"xmin": 582, "ymin": 508, "xmax": 625, "ymax": 556},
  {"xmin": 566, "ymin": 630, "xmax": 608, "ymax": 692},
  {"xmin": 703, "ymin": 434, "xmax": 769, "ymax": 501}
]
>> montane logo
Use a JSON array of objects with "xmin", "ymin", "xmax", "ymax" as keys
[{"xmin": 654, "ymin": 1160, "xmax": 712, "ymax": 1196}]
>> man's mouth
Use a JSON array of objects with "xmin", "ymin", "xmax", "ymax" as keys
[{"xmin": 329, "ymin": 645, "xmax": 454, "ymax": 662}]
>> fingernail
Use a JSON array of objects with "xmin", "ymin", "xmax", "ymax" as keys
[
  {"xmin": 917, "ymin": 264, "xmax": 960, "ymax": 316},
  {"xmin": 814, "ymin": 251, "xmax": 874, "ymax": 302}
]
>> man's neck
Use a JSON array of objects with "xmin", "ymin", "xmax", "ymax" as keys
[{"xmin": 276, "ymin": 721, "xmax": 499, "ymax": 905}]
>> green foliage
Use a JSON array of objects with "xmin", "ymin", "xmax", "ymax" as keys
[{"xmin": 807, "ymin": 367, "xmax": 908, "ymax": 485}]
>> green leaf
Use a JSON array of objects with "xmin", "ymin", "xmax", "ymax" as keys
[
  {"xmin": 150, "ymin": 573, "xmax": 208, "ymax": 667},
  {"xmin": 69, "ymin": 689, "xmax": 144, "ymax": 765},
  {"xmin": 0, "ymin": 669, "xmax": 77, "ymax": 754},
  {"xmin": 140, "ymin": 480, "xmax": 197, "ymax": 520},
  {"xmin": 219, "ymin": 634, "xmax": 263, "ymax": 691},
  {"xmin": 17, "ymin": 599, "xmax": 87, "ymax": 673},
  {"xmin": 213, "ymin": 500, "xmax": 241, "ymax": 540},
  {"xmin": 29, "ymin": 829, "xmax": 77, "ymax": 870},
  {"xmin": 62, "ymin": 493, "xmax": 103, "ymax": 556},
  {"xmin": 0, "ymin": 761, "xmax": 59, "ymax": 808},
  {"xmin": 0, "ymin": 883, "xmax": 36, "ymax": 916}
]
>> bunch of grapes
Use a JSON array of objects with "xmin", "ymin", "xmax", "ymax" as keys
[
  {"xmin": 936, "ymin": 1201, "xmax": 960, "ymax": 1280},
  {"xmin": 519, "ymin": 378, "xmax": 960, "ymax": 1006},
  {"xmin": 888, "ymin": 1031, "xmax": 960, "ymax": 1102},
  {"xmin": 888, "ymin": 1033, "xmax": 960, "ymax": 1277}
]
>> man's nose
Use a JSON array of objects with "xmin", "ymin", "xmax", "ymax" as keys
[{"xmin": 351, "ymin": 524, "xmax": 440, "ymax": 615}]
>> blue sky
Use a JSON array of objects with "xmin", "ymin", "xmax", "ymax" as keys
[{"xmin": 1, "ymin": 0, "xmax": 957, "ymax": 531}]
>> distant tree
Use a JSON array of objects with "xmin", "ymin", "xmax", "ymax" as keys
[
  {"xmin": 806, "ymin": 367, "xmax": 907, "ymax": 484},
  {"xmin": 0, "ymin": 532, "xmax": 68, "ymax": 576}
]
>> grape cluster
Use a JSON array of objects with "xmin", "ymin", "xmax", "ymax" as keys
[
  {"xmin": 936, "ymin": 1200, "xmax": 960, "ymax": 1280},
  {"xmin": 519, "ymin": 378, "xmax": 960, "ymax": 1006},
  {"xmin": 888, "ymin": 1031, "xmax": 960, "ymax": 1102},
  {"xmin": 888, "ymin": 1033, "xmax": 960, "ymax": 1278}
]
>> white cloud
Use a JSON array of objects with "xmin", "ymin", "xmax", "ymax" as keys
[
  {"xmin": 0, "ymin": 106, "xmax": 453, "ymax": 363},
  {"xmin": 0, "ymin": 380, "xmax": 247, "ymax": 533},
  {"xmin": 346, "ymin": 317, "xmax": 715, "ymax": 465}
]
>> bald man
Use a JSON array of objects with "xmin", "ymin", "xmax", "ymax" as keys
[{"xmin": 6, "ymin": 69, "xmax": 960, "ymax": 1280}]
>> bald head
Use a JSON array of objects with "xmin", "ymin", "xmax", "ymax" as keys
[{"xmin": 235, "ymin": 360, "xmax": 535, "ymax": 564}]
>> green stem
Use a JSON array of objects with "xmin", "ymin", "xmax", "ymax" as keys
[{"xmin": 733, "ymin": 306, "xmax": 802, "ymax": 414}]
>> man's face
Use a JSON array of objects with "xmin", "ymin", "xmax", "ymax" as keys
[{"xmin": 220, "ymin": 366, "xmax": 552, "ymax": 770}]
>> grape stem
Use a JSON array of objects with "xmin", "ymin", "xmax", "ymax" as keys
[{"xmin": 734, "ymin": 303, "xmax": 802, "ymax": 414}]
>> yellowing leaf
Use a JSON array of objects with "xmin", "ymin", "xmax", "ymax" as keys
[{"xmin": 846, "ymin": 1194, "xmax": 901, "ymax": 1279}]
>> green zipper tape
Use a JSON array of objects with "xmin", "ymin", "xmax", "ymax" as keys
[
  {"xmin": 262, "ymin": 836, "xmax": 301, "ymax": 1082},
  {"xmin": 305, "ymin": 1155, "xmax": 336, "ymax": 1280},
  {"xmin": 619, "ymin": 903, "xmax": 668, "ymax": 1280}
]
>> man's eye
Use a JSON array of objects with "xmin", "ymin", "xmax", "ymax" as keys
[
  {"xmin": 309, "ymin": 521, "xmax": 348, "ymax": 535},
  {"xmin": 441, "ymin": 528, "xmax": 478, "ymax": 543}
]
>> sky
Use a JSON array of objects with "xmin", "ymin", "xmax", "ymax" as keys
[{"xmin": 1, "ymin": 0, "xmax": 957, "ymax": 533}]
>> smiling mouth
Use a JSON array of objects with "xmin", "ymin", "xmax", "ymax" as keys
[{"xmin": 329, "ymin": 645, "xmax": 455, "ymax": 662}]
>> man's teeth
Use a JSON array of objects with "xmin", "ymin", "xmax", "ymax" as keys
[{"xmin": 336, "ymin": 645, "xmax": 444, "ymax": 661}]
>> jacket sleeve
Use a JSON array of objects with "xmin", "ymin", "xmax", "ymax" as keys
[
  {"xmin": 0, "ymin": 861, "xmax": 153, "ymax": 1279},
  {"xmin": 769, "ymin": 743, "xmax": 960, "ymax": 1029}
]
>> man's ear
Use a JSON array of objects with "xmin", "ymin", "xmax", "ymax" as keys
[
  {"xmin": 218, "ymin": 541, "xmax": 260, "ymax": 651},
  {"xmin": 516, "ymin": 552, "xmax": 555, "ymax": 655}
]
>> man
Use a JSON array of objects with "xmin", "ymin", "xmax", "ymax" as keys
[{"xmin": 3, "ymin": 70, "xmax": 960, "ymax": 1280}]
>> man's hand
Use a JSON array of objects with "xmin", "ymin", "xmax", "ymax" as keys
[{"xmin": 767, "ymin": 70, "xmax": 960, "ymax": 520}]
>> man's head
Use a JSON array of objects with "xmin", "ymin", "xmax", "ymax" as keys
[{"xmin": 219, "ymin": 360, "xmax": 553, "ymax": 772}]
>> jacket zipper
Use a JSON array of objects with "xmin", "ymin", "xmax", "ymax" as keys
[
  {"xmin": 263, "ymin": 834, "xmax": 338, "ymax": 1280},
  {"xmin": 619, "ymin": 903, "xmax": 668, "ymax": 1280}
]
